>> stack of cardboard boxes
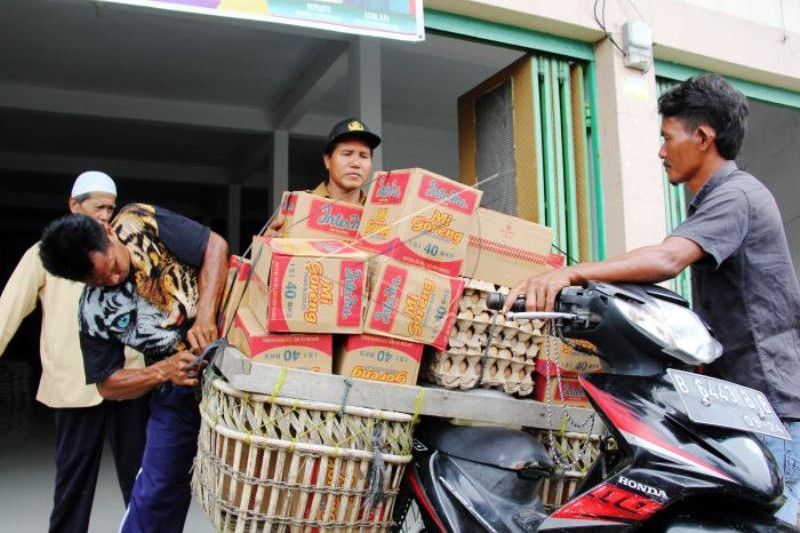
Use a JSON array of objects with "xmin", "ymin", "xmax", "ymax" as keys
[
  {"xmin": 218, "ymin": 167, "xmax": 597, "ymax": 406},
  {"xmin": 219, "ymin": 168, "xmax": 481, "ymax": 387}
]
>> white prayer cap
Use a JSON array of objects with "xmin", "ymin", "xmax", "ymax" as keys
[{"xmin": 71, "ymin": 171, "xmax": 117, "ymax": 198}]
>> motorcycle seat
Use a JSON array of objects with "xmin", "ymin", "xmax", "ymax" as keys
[{"xmin": 420, "ymin": 422, "xmax": 555, "ymax": 473}]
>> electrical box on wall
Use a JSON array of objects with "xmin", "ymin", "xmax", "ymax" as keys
[{"xmin": 623, "ymin": 21, "xmax": 653, "ymax": 72}]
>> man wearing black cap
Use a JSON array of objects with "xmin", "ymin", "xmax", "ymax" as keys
[
  {"xmin": 315, "ymin": 117, "xmax": 381, "ymax": 205},
  {"xmin": 268, "ymin": 118, "xmax": 381, "ymax": 234}
]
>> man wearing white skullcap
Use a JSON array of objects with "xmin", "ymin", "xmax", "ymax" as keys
[
  {"xmin": 0, "ymin": 171, "xmax": 147, "ymax": 533},
  {"xmin": 72, "ymin": 170, "xmax": 118, "ymax": 196}
]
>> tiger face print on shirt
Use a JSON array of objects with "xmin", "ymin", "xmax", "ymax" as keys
[{"xmin": 80, "ymin": 279, "xmax": 186, "ymax": 361}]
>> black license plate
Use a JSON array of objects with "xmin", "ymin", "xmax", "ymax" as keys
[{"xmin": 667, "ymin": 369, "xmax": 790, "ymax": 440}]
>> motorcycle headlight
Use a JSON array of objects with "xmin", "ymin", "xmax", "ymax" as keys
[{"xmin": 614, "ymin": 296, "xmax": 723, "ymax": 366}]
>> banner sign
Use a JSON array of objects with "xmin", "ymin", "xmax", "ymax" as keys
[{"xmin": 101, "ymin": 0, "xmax": 425, "ymax": 41}]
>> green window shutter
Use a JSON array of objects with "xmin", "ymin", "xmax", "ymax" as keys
[{"xmin": 535, "ymin": 56, "xmax": 602, "ymax": 263}]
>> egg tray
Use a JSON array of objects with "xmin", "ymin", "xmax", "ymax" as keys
[
  {"xmin": 423, "ymin": 279, "xmax": 547, "ymax": 397},
  {"xmin": 423, "ymin": 350, "xmax": 537, "ymax": 396}
]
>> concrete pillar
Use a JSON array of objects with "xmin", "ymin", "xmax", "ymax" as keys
[
  {"xmin": 593, "ymin": 38, "xmax": 666, "ymax": 258},
  {"xmin": 271, "ymin": 129, "xmax": 289, "ymax": 213},
  {"xmin": 348, "ymin": 36, "xmax": 383, "ymax": 171},
  {"xmin": 227, "ymin": 183, "xmax": 241, "ymax": 255}
]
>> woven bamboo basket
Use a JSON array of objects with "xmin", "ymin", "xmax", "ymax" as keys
[
  {"xmin": 193, "ymin": 379, "xmax": 415, "ymax": 532},
  {"xmin": 528, "ymin": 429, "xmax": 602, "ymax": 509}
]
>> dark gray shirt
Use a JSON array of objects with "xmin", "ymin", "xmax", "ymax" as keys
[{"xmin": 672, "ymin": 161, "xmax": 800, "ymax": 420}]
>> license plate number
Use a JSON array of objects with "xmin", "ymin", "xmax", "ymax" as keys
[{"xmin": 667, "ymin": 369, "xmax": 790, "ymax": 440}]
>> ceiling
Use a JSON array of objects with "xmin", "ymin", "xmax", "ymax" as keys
[{"xmin": 0, "ymin": 0, "xmax": 524, "ymax": 187}]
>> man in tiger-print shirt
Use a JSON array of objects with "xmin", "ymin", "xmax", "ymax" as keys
[{"xmin": 39, "ymin": 204, "xmax": 228, "ymax": 533}]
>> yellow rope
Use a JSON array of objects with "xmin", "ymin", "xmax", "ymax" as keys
[
  {"xmin": 268, "ymin": 366, "xmax": 289, "ymax": 405},
  {"xmin": 411, "ymin": 389, "xmax": 425, "ymax": 426},
  {"xmin": 398, "ymin": 389, "xmax": 426, "ymax": 455}
]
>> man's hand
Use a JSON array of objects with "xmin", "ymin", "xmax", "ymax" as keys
[
  {"xmin": 265, "ymin": 214, "xmax": 285, "ymax": 237},
  {"xmin": 187, "ymin": 317, "xmax": 218, "ymax": 354},
  {"xmin": 158, "ymin": 350, "xmax": 202, "ymax": 387},
  {"xmin": 506, "ymin": 268, "xmax": 583, "ymax": 313}
]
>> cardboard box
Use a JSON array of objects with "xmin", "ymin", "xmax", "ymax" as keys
[
  {"xmin": 364, "ymin": 259, "xmax": 464, "ymax": 351},
  {"xmin": 356, "ymin": 168, "xmax": 482, "ymax": 276},
  {"xmin": 538, "ymin": 337, "xmax": 602, "ymax": 374},
  {"xmin": 229, "ymin": 308, "xmax": 332, "ymax": 373},
  {"xmin": 336, "ymin": 334, "xmax": 424, "ymax": 385},
  {"xmin": 218, "ymin": 256, "xmax": 252, "ymax": 336},
  {"xmin": 534, "ymin": 359, "xmax": 590, "ymax": 407},
  {"xmin": 245, "ymin": 237, "xmax": 368, "ymax": 334},
  {"xmin": 278, "ymin": 191, "xmax": 363, "ymax": 241},
  {"xmin": 459, "ymin": 207, "xmax": 565, "ymax": 287}
]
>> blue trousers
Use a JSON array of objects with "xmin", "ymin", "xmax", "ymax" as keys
[
  {"xmin": 758, "ymin": 421, "xmax": 800, "ymax": 525},
  {"xmin": 50, "ymin": 397, "xmax": 148, "ymax": 533},
  {"xmin": 120, "ymin": 385, "xmax": 200, "ymax": 533}
]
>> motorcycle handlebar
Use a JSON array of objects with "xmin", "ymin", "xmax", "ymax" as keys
[
  {"xmin": 486, "ymin": 293, "xmax": 577, "ymax": 321},
  {"xmin": 507, "ymin": 311, "xmax": 578, "ymax": 321},
  {"xmin": 486, "ymin": 292, "xmax": 526, "ymax": 312}
]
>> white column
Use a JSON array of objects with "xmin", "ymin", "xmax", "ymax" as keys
[
  {"xmin": 593, "ymin": 39, "xmax": 666, "ymax": 257},
  {"xmin": 348, "ymin": 36, "xmax": 383, "ymax": 171},
  {"xmin": 227, "ymin": 183, "xmax": 241, "ymax": 255},
  {"xmin": 271, "ymin": 129, "xmax": 289, "ymax": 213}
]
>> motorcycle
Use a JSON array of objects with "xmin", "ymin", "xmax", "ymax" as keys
[{"xmin": 392, "ymin": 282, "xmax": 800, "ymax": 532}]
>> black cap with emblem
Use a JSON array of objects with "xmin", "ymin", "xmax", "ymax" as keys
[{"xmin": 324, "ymin": 118, "xmax": 382, "ymax": 154}]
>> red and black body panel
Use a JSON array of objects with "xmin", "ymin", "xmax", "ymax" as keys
[{"xmin": 538, "ymin": 372, "xmax": 784, "ymax": 530}]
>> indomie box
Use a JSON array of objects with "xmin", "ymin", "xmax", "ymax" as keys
[
  {"xmin": 336, "ymin": 334, "xmax": 424, "ymax": 386},
  {"xmin": 245, "ymin": 237, "xmax": 367, "ymax": 334},
  {"xmin": 278, "ymin": 191, "xmax": 363, "ymax": 241},
  {"xmin": 538, "ymin": 337, "xmax": 602, "ymax": 374},
  {"xmin": 228, "ymin": 308, "xmax": 332, "ymax": 373},
  {"xmin": 459, "ymin": 208, "xmax": 564, "ymax": 287},
  {"xmin": 364, "ymin": 259, "xmax": 464, "ymax": 351},
  {"xmin": 534, "ymin": 359, "xmax": 590, "ymax": 407},
  {"xmin": 356, "ymin": 168, "xmax": 482, "ymax": 276},
  {"xmin": 218, "ymin": 256, "xmax": 252, "ymax": 336}
]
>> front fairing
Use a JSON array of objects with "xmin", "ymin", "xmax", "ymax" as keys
[{"xmin": 580, "ymin": 372, "xmax": 783, "ymax": 507}]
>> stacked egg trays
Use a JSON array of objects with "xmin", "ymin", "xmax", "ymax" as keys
[{"xmin": 422, "ymin": 280, "xmax": 546, "ymax": 396}]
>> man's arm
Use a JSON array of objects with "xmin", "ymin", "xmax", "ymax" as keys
[
  {"xmin": 0, "ymin": 245, "xmax": 46, "ymax": 356},
  {"xmin": 186, "ymin": 231, "xmax": 228, "ymax": 353},
  {"xmin": 96, "ymin": 350, "xmax": 199, "ymax": 400},
  {"xmin": 508, "ymin": 236, "xmax": 705, "ymax": 312}
]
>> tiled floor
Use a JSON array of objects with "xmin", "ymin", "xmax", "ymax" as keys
[{"xmin": 0, "ymin": 402, "xmax": 213, "ymax": 533}]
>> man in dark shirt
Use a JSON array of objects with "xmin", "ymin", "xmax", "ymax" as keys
[
  {"xmin": 508, "ymin": 74, "xmax": 800, "ymax": 522},
  {"xmin": 39, "ymin": 204, "xmax": 228, "ymax": 533}
]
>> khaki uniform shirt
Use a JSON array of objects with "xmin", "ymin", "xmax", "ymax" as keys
[{"xmin": 0, "ymin": 243, "xmax": 143, "ymax": 408}]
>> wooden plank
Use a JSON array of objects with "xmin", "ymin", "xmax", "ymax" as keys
[{"xmin": 216, "ymin": 347, "xmax": 604, "ymax": 435}]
